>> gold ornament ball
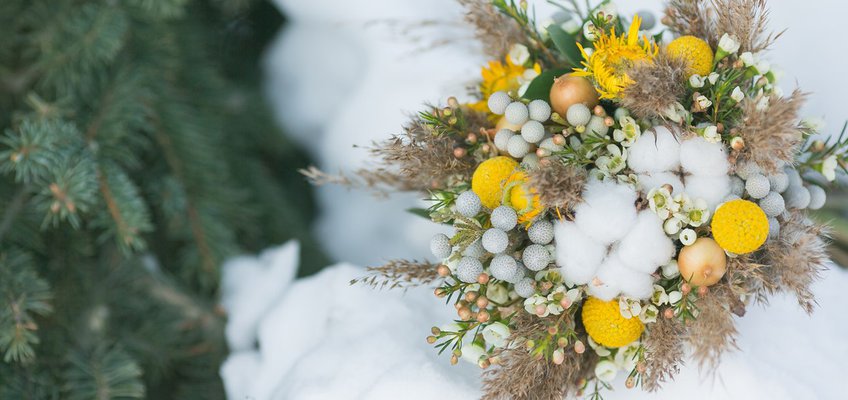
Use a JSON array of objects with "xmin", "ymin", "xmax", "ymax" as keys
[
  {"xmin": 677, "ymin": 237, "xmax": 727, "ymax": 287},
  {"xmin": 549, "ymin": 73, "xmax": 600, "ymax": 117}
]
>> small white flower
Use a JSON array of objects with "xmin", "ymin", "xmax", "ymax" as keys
[
  {"xmin": 668, "ymin": 290, "xmax": 683, "ymax": 305},
  {"xmin": 680, "ymin": 198, "xmax": 710, "ymax": 227},
  {"xmin": 588, "ymin": 336, "xmax": 612, "ymax": 357},
  {"xmin": 613, "ymin": 116, "xmax": 641, "ymax": 146},
  {"xmin": 679, "ymin": 228, "xmax": 697, "ymax": 245},
  {"xmin": 597, "ymin": 3, "xmax": 618, "ymax": 21},
  {"xmin": 707, "ymin": 72, "xmax": 720, "ymax": 85},
  {"xmin": 662, "ymin": 102, "xmax": 688, "ymax": 123},
  {"xmin": 508, "ymin": 43, "xmax": 530, "ymax": 66},
  {"xmin": 461, "ymin": 343, "xmax": 487, "ymax": 364},
  {"xmin": 595, "ymin": 360, "xmax": 619, "ymax": 383},
  {"xmin": 583, "ymin": 21, "xmax": 599, "ymax": 41},
  {"xmin": 647, "ymin": 186, "xmax": 678, "ymax": 220},
  {"xmin": 482, "ymin": 322, "xmax": 511, "ymax": 348},
  {"xmin": 618, "ymin": 297, "xmax": 642, "ymax": 319},
  {"xmin": 695, "ymin": 95, "xmax": 713, "ymax": 110},
  {"xmin": 664, "ymin": 217, "xmax": 683, "ymax": 235},
  {"xmin": 731, "ymin": 86, "xmax": 745, "ymax": 102},
  {"xmin": 822, "ymin": 155, "xmax": 838, "ymax": 181},
  {"xmin": 801, "ymin": 117, "xmax": 825, "ymax": 133},
  {"xmin": 488, "ymin": 284, "xmax": 510, "ymax": 304},
  {"xmin": 718, "ymin": 33, "xmax": 741, "ymax": 54},
  {"xmin": 596, "ymin": 145, "xmax": 627, "ymax": 174},
  {"xmin": 523, "ymin": 295, "xmax": 548, "ymax": 317},
  {"xmin": 613, "ymin": 342, "xmax": 641, "ymax": 371},
  {"xmin": 740, "ymin": 52, "xmax": 755, "ymax": 66},
  {"xmin": 651, "ymin": 285, "xmax": 669, "ymax": 306},
  {"xmin": 702, "ymin": 125, "xmax": 721, "ymax": 143},
  {"xmin": 662, "ymin": 260, "xmax": 680, "ymax": 279},
  {"xmin": 689, "ymin": 74, "xmax": 706, "ymax": 88},
  {"xmin": 639, "ymin": 304, "xmax": 659, "ymax": 323},
  {"xmin": 755, "ymin": 60, "xmax": 771, "ymax": 75}
]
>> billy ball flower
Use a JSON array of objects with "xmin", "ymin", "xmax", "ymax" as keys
[
  {"xmin": 710, "ymin": 199, "xmax": 769, "ymax": 254},
  {"xmin": 582, "ymin": 297, "xmax": 644, "ymax": 348},
  {"xmin": 667, "ymin": 35, "xmax": 714, "ymax": 77},
  {"xmin": 471, "ymin": 156, "xmax": 519, "ymax": 209}
]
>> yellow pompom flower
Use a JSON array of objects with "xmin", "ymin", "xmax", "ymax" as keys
[
  {"xmin": 468, "ymin": 57, "xmax": 542, "ymax": 115},
  {"xmin": 581, "ymin": 297, "xmax": 644, "ymax": 348},
  {"xmin": 572, "ymin": 14, "xmax": 658, "ymax": 99},
  {"xmin": 666, "ymin": 35, "xmax": 714, "ymax": 77},
  {"xmin": 471, "ymin": 157, "xmax": 519, "ymax": 209},
  {"xmin": 710, "ymin": 199, "xmax": 769, "ymax": 254},
  {"xmin": 504, "ymin": 171, "xmax": 544, "ymax": 225}
]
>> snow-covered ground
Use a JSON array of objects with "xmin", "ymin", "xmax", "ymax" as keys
[{"xmin": 221, "ymin": 0, "xmax": 848, "ymax": 398}]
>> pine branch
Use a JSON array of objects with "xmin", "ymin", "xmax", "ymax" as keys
[
  {"xmin": 62, "ymin": 345, "xmax": 144, "ymax": 400},
  {"xmin": 0, "ymin": 250, "xmax": 52, "ymax": 364}
]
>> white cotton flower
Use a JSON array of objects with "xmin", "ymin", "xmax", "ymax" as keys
[
  {"xmin": 701, "ymin": 125, "xmax": 721, "ymax": 143},
  {"xmin": 731, "ymin": 86, "xmax": 745, "ymax": 102},
  {"xmin": 822, "ymin": 155, "xmax": 838, "ymax": 181},
  {"xmin": 595, "ymin": 360, "xmax": 619, "ymax": 383},
  {"xmin": 627, "ymin": 126, "xmax": 682, "ymax": 173},
  {"xmin": 592, "ymin": 255, "xmax": 653, "ymax": 300},
  {"xmin": 508, "ymin": 43, "xmax": 530, "ymax": 66},
  {"xmin": 718, "ymin": 33, "xmax": 741, "ymax": 54},
  {"xmin": 617, "ymin": 211, "xmax": 675, "ymax": 274},
  {"xmin": 595, "ymin": 144, "xmax": 627, "ymax": 174},
  {"xmin": 689, "ymin": 74, "xmax": 706, "ymax": 88},
  {"xmin": 684, "ymin": 174, "xmax": 731, "ymax": 211},
  {"xmin": 707, "ymin": 72, "xmax": 720, "ymax": 85},
  {"xmin": 638, "ymin": 172, "xmax": 684, "ymax": 195},
  {"xmin": 574, "ymin": 180, "xmax": 638, "ymax": 244},
  {"xmin": 679, "ymin": 228, "xmax": 697, "ymax": 245},
  {"xmin": 679, "ymin": 136, "xmax": 730, "ymax": 176},
  {"xmin": 695, "ymin": 95, "xmax": 713, "ymax": 109},
  {"xmin": 482, "ymin": 322, "xmax": 511, "ymax": 348},
  {"xmin": 554, "ymin": 220, "xmax": 606, "ymax": 285}
]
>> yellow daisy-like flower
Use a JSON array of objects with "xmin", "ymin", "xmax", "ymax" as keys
[
  {"xmin": 471, "ymin": 156, "xmax": 519, "ymax": 209},
  {"xmin": 581, "ymin": 297, "xmax": 644, "ymax": 348},
  {"xmin": 572, "ymin": 15, "xmax": 658, "ymax": 100},
  {"xmin": 710, "ymin": 199, "xmax": 769, "ymax": 254},
  {"xmin": 503, "ymin": 171, "xmax": 544, "ymax": 225},
  {"xmin": 468, "ymin": 57, "xmax": 542, "ymax": 114},
  {"xmin": 666, "ymin": 35, "xmax": 714, "ymax": 77}
]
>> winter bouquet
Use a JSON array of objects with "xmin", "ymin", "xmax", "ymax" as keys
[{"xmin": 304, "ymin": 0, "xmax": 847, "ymax": 398}]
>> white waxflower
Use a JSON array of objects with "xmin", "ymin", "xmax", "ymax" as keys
[
  {"xmin": 482, "ymin": 322, "xmax": 511, "ymax": 348},
  {"xmin": 679, "ymin": 228, "xmax": 697, "ymax": 245},
  {"xmin": 664, "ymin": 217, "xmax": 683, "ymax": 235},
  {"xmin": 613, "ymin": 116, "xmax": 641, "ymax": 146},
  {"xmin": 508, "ymin": 43, "xmax": 530, "ymax": 66},
  {"xmin": 487, "ymin": 283, "xmax": 509, "ymax": 304},
  {"xmin": 801, "ymin": 117, "xmax": 825, "ymax": 133},
  {"xmin": 689, "ymin": 74, "xmax": 706, "ymax": 88},
  {"xmin": 822, "ymin": 155, "xmax": 838, "ymax": 181},
  {"xmin": 614, "ymin": 342, "xmax": 642, "ymax": 371},
  {"xmin": 647, "ymin": 187, "xmax": 678, "ymax": 219},
  {"xmin": 740, "ymin": 51, "xmax": 755, "ymax": 66},
  {"xmin": 662, "ymin": 102, "xmax": 688, "ymax": 123},
  {"xmin": 596, "ymin": 145, "xmax": 627, "ymax": 174},
  {"xmin": 717, "ymin": 33, "xmax": 741, "ymax": 56},
  {"xmin": 595, "ymin": 360, "xmax": 619, "ymax": 383},
  {"xmin": 731, "ymin": 86, "xmax": 745, "ymax": 102},
  {"xmin": 596, "ymin": 3, "xmax": 617, "ymax": 20},
  {"xmin": 755, "ymin": 60, "xmax": 771, "ymax": 75},
  {"xmin": 651, "ymin": 285, "xmax": 670, "ymax": 306},
  {"xmin": 640, "ymin": 304, "xmax": 659, "ymax": 323},
  {"xmin": 678, "ymin": 197, "xmax": 710, "ymax": 227},
  {"xmin": 695, "ymin": 95, "xmax": 713, "ymax": 110},
  {"xmin": 701, "ymin": 125, "xmax": 721, "ymax": 143},
  {"xmin": 668, "ymin": 290, "xmax": 683, "ymax": 305},
  {"xmin": 461, "ymin": 343, "xmax": 487, "ymax": 364},
  {"xmin": 618, "ymin": 297, "xmax": 642, "ymax": 319},
  {"xmin": 662, "ymin": 260, "xmax": 680, "ymax": 278},
  {"xmin": 707, "ymin": 72, "xmax": 720, "ymax": 85},
  {"xmin": 583, "ymin": 21, "xmax": 598, "ymax": 41},
  {"xmin": 523, "ymin": 295, "xmax": 547, "ymax": 316}
]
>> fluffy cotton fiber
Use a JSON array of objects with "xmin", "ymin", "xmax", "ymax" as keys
[
  {"xmin": 616, "ymin": 211, "xmax": 675, "ymax": 274},
  {"xmin": 590, "ymin": 255, "xmax": 654, "ymax": 301},
  {"xmin": 554, "ymin": 220, "xmax": 607, "ymax": 285},
  {"xmin": 679, "ymin": 136, "xmax": 730, "ymax": 176},
  {"xmin": 627, "ymin": 126, "xmax": 681, "ymax": 173},
  {"xmin": 684, "ymin": 174, "xmax": 731, "ymax": 210},
  {"xmin": 574, "ymin": 180, "xmax": 638, "ymax": 244},
  {"xmin": 637, "ymin": 172, "xmax": 684, "ymax": 195}
]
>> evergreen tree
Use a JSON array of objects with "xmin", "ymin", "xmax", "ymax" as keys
[{"xmin": 0, "ymin": 0, "xmax": 328, "ymax": 397}]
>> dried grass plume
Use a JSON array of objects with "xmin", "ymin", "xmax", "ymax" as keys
[
  {"xmin": 621, "ymin": 50, "xmax": 690, "ymax": 120},
  {"xmin": 458, "ymin": 0, "xmax": 523, "ymax": 60},
  {"xmin": 733, "ymin": 90, "xmax": 807, "ymax": 174},
  {"xmin": 526, "ymin": 161, "xmax": 587, "ymax": 211}
]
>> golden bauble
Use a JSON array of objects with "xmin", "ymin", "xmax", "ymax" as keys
[
  {"xmin": 549, "ymin": 73, "xmax": 600, "ymax": 117},
  {"xmin": 677, "ymin": 237, "xmax": 727, "ymax": 287}
]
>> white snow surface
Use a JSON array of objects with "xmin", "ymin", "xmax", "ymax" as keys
[
  {"xmin": 222, "ymin": 0, "xmax": 848, "ymax": 398},
  {"xmin": 221, "ymin": 241, "xmax": 848, "ymax": 399}
]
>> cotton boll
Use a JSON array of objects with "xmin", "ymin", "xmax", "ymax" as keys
[
  {"xmin": 769, "ymin": 172, "xmax": 790, "ymax": 193},
  {"xmin": 617, "ymin": 211, "xmax": 675, "ymax": 274},
  {"xmin": 680, "ymin": 137, "xmax": 730, "ymax": 176},
  {"xmin": 595, "ymin": 255, "xmax": 654, "ymax": 300},
  {"xmin": 784, "ymin": 184, "xmax": 811, "ymax": 209},
  {"xmin": 807, "ymin": 185, "xmax": 827, "ymax": 210},
  {"xmin": 627, "ymin": 126, "xmax": 681, "ymax": 173},
  {"xmin": 730, "ymin": 176, "xmax": 745, "ymax": 197},
  {"xmin": 493, "ymin": 129, "xmax": 514, "ymax": 151},
  {"xmin": 619, "ymin": 272, "xmax": 655, "ymax": 299},
  {"xmin": 638, "ymin": 172, "xmax": 684, "ymax": 194},
  {"xmin": 575, "ymin": 180, "xmax": 638, "ymax": 243},
  {"xmin": 684, "ymin": 174, "xmax": 731, "ymax": 211},
  {"xmin": 554, "ymin": 220, "xmax": 606, "ymax": 285}
]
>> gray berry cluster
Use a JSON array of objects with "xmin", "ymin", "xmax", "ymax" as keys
[{"xmin": 487, "ymin": 91, "xmax": 553, "ymax": 167}]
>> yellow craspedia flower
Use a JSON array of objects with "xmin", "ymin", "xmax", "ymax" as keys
[
  {"xmin": 572, "ymin": 14, "xmax": 658, "ymax": 99},
  {"xmin": 504, "ymin": 171, "xmax": 543, "ymax": 225},
  {"xmin": 666, "ymin": 35, "xmax": 714, "ymax": 77},
  {"xmin": 581, "ymin": 297, "xmax": 644, "ymax": 348},
  {"xmin": 468, "ymin": 57, "xmax": 542, "ymax": 115},
  {"xmin": 472, "ymin": 157, "xmax": 519, "ymax": 209},
  {"xmin": 710, "ymin": 199, "xmax": 769, "ymax": 254}
]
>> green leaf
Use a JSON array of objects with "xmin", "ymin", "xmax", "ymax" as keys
[
  {"xmin": 547, "ymin": 24, "xmax": 582, "ymax": 65},
  {"xmin": 407, "ymin": 207, "xmax": 432, "ymax": 220},
  {"xmin": 522, "ymin": 68, "xmax": 569, "ymax": 102}
]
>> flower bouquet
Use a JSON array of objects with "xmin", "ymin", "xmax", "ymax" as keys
[{"xmin": 304, "ymin": 0, "xmax": 847, "ymax": 398}]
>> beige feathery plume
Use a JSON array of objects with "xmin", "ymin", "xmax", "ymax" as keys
[
  {"xmin": 732, "ymin": 90, "xmax": 807, "ymax": 174},
  {"xmin": 620, "ymin": 50, "xmax": 690, "ymax": 120}
]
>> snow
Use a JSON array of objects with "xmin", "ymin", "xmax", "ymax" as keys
[
  {"xmin": 221, "ymin": 241, "xmax": 848, "ymax": 399},
  {"xmin": 220, "ymin": 0, "xmax": 848, "ymax": 398}
]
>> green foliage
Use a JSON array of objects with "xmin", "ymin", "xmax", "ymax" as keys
[{"xmin": 0, "ymin": 0, "xmax": 328, "ymax": 397}]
